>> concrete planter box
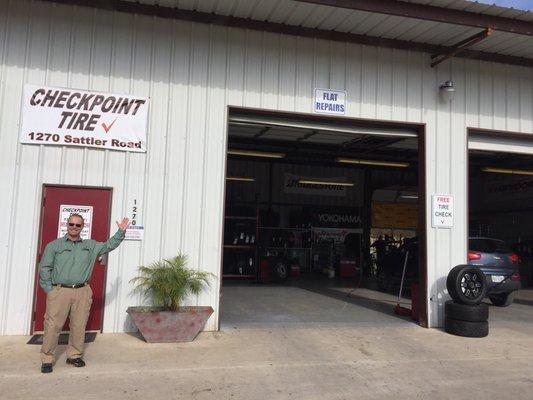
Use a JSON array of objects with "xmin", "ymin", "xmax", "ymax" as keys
[{"xmin": 127, "ymin": 306, "xmax": 213, "ymax": 343}]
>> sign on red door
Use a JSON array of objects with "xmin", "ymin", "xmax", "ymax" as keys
[{"xmin": 33, "ymin": 185, "xmax": 112, "ymax": 332}]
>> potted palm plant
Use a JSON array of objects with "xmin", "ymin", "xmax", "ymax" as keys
[{"xmin": 127, "ymin": 253, "xmax": 214, "ymax": 343}]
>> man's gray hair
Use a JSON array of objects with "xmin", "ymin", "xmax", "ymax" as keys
[{"xmin": 68, "ymin": 213, "xmax": 85, "ymax": 224}]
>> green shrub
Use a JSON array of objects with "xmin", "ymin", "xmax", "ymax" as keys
[{"xmin": 130, "ymin": 253, "xmax": 214, "ymax": 311}]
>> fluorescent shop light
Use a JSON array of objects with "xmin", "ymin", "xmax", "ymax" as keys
[
  {"xmin": 298, "ymin": 179, "xmax": 354, "ymax": 187},
  {"xmin": 482, "ymin": 167, "xmax": 533, "ymax": 176},
  {"xmin": 336, "ymin": 158, "xmax": 409, "ymax": 168},
  {"xmin": 226, "ymin": 176, "xmax": 256, "ymax": 182},
  {"xmin": 400, "ymin": 195, "xmax": 419, "ymax": 199},
  {"xmin": 227, "ymin": 149, "xmax": 285, "ymax": 158}
]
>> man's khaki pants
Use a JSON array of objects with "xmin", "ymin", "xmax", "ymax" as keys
[{"xmin": 40, "ymin": 285, "xmax": 93, "ymax": 364}]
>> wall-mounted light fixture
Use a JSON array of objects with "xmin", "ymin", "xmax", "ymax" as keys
[
  {"xmin": 336, "ymin": 158, "xmax": 409, "ymax": 168},
  {"xmin": 298, "ymin": 179, "xmax": 354, "ymax": 187},
  {"xmin": 227, "ymin": 149, "xmax": 285, "ymax": 159},
  {"xmin": 439, "ymin": 80, "xmax": 455, "ymax": 102},
  {"xmin": 482, "ymin": 167, "xmax": 533, "ymax": 176},
  {"xmin": 226, "ymin": 176, "xmax": 256, "ymax": 182}
]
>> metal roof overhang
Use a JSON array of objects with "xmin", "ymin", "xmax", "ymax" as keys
[
  {"xmin": 41, "ymin": 0, "xmax": 533, "ymax": 68},
  {"xmin": 299, "ymin": 0, "xmax": 533, "ymax": 36}
]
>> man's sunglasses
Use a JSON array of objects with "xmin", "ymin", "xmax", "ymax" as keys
[{"xmin": 68, "ymin": 223, "xmax": 83, "ymax": 228}]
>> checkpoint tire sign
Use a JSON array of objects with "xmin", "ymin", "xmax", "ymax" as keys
[{"xmin": 19, "ymin": 84, "xmax": 149, "ymax": 153}]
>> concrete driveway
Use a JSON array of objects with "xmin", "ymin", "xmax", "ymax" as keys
[
  {"xmin": 1, "ymin": 290, "xmax": 532, "ymax": 400},
  {"xmin": 489, "ymin": 288, "xmax": 533, "ymax": 327}
]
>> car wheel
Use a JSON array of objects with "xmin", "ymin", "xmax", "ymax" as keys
[
  {"xmin": 446, "ymin": 265, "xmax": 488, "ymax": 305},
  {"xmin": 272, "ymin": 260, "xmax": 289, "ymax": 282},
  {"xmin": 444, "ymin": 317, "xmax": 489, "ymax": 338},
  {"xmin": 445, "ymin": 300, "xmax": 488, "ymax": 322},
  {"xmin": 489, "ymin": 292, "xmax": 515, "ymax": 307}
]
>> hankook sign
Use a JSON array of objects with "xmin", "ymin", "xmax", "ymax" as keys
[{"xmin": 19, "ymin": 84, "xmax": 149, "ymax": 153}]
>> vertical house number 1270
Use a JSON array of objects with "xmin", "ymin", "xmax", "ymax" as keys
[{"xmin": 131, "ymin": 199, "xmax": 137, "ymax": 226}]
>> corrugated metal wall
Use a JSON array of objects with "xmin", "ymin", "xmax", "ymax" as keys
[{"xmin": 1, "ymin": 0, "xmax": 533, "ymax": 334}]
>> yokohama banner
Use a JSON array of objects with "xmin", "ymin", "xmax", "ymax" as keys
[{"xmin": 19, "ymin": 84, "xmax": 149, "ymax": 153}]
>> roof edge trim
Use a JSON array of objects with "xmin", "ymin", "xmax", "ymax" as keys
[
  {"xmin": 297, "ymin": 0, "xmax": 533, "ymax": 36},
  {"xmin": 40, "ymin": 0, "xmax": 533, "ymax": 68}
]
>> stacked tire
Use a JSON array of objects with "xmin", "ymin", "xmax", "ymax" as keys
[
  {"xmin": 445, "ymin": 265, "xmax": 489, "ymax": 338},
  {"xmin": 271, "ymin": 258, "xmax": 290, "ymax": 283}
]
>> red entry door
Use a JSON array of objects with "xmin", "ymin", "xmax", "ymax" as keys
[{"xmin": 33, "ymin": 185, "xmax": 113, "ymax": 332}]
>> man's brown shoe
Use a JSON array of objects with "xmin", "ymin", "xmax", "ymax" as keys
[
  {"xmin": 41, "ymin": 363, "xmax": 53, "ymax": 373},
  {"xmin": 66, "ymin": 358, "xmax": 85, "ymax": 367}
]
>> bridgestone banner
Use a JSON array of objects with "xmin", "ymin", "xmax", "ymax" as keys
[
  {"xmin": 284, "ymin": 173, "xmax": 348, "ymax": 197},
  {"xmin": 20, "ymin": 84, "xmax": 149, "ymax": 153}
]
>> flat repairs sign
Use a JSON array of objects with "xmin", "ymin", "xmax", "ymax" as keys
[
  {"xmin": 20, "ymin": 84, "xmax": 149, "ymax": 153},
  {"xmin": 313, "ymin": 88, "xmax": 346, "ymax": 115},
  {"xmin": 432, "ymin": 195, "xmax": 454, "ymax": 228}
]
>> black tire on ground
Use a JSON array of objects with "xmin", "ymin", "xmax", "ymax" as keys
[
  {"xmin": 444, "ymin": 317, "xmax": 489, "ymax": 338},
  {"xmin": 445, "ymin": 300, "xmax": 488, "ymax": 322},
  {"xmin": 489, "ymin": 292, "xmax": 515, "ymax": 307},
  {"xmin": 446, "ymin": 265, "xmax": 487, "ymax": 305},
  {"xmin": 271, "ymin": 260, "xmax": 289, "ymax": 282}
]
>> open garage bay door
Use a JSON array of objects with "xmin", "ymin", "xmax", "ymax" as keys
[
  {"xmin": 221, "ymin": 108, "xmax": 427, "ymax": 329},
  {"xmin": 468, "ymin": 129, "xmax": 533, "ymax": 299}
]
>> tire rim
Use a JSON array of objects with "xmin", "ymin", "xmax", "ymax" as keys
[
  {"xmin": 277, "ymin": 264, "xmax": 287, "ymax": 278},
  {"xmin": 460, "ymin": 271, "xmax": 483, "ymax": 299}
]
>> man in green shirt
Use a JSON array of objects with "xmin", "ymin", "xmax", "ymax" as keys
[{"xmin": 39, "ymin": 213, "xmax": 129, "ymax": 373}]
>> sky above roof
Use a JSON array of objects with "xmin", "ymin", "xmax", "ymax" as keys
[{"xmin": 473, "ymin": 0, "xmax": 533, "ymax": 11}]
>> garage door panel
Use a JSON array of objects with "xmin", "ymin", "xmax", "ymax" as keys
[{"xmin": 469, "ymin": 133, "xmax": 533, "ymax": 155}]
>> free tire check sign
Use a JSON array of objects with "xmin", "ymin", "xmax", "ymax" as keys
[
  {"xmin": 20, "ymin": 84, "xmax": 149, "ymax": 153},
  {"xmin": 432, "ymin": 195, "xmax": 454, "ymax": 228}
]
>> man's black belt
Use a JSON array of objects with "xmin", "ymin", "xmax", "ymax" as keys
[{"xmin": 52, "ymin": 283, "xmax": 88, "ymax": 289}]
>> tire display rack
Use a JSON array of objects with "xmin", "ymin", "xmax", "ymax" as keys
[
  {"xmin": 259, "ymin": 226, "xmax": 313, "ymax": 273},
  {"xmin": 222, "ymin": 202, "xmax": 362, "ymax": 280},
  {"xmin": 222, "ymin": 214, "xmax": 314, "ymax": 279},
  {"xmin": 222, "ymin": 212, "xmax": 259, "ymax": 279}
]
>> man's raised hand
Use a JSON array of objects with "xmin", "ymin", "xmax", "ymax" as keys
[{"xmin": 117, "ymin": 217, "xmax": 130, "ymax": 231}]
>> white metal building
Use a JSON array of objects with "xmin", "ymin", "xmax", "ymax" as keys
[{"xmin": 1, "ymin": 0, "xmax": 533, "ymax": 335}]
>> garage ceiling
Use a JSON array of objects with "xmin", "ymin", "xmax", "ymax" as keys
[
  {"xmin": 228, "ymin": 119, "xmax": 419, "ymax": 167},
  {"xmin": 470, "ymin": 150, "xmax": 533, "ymax": 176}
]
